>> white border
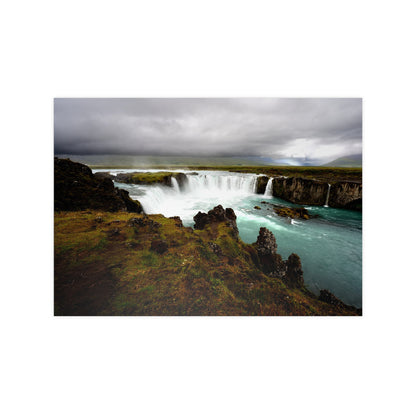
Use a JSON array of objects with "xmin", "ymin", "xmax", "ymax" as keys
[{"xmin": 2, "ymin": 1, "xmax": 415, "ymax": 415}]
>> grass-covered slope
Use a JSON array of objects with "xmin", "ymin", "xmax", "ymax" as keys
[{"xmin": 54, "ymin": 209, "xmax": 360, "ymax": 316}]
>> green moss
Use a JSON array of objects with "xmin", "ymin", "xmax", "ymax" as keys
[{"xmin": 55, "ymin": 210, "xmax": 361, "ymax": 316}]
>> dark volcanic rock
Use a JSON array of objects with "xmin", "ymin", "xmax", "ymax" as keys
[
  {"xmin": 256, "ymin": 176, "xmax": 270, "ymax": 194},
  {"xmin": 54, "ymin": 158, "xmax": 142, "ymax": 213},
  {"xmin": 284, "ymin": 253, "xmax": 304, "ymax": 288},
  {"xmin": 94, "ymin": 172, "xmax": 115, "ymax": 180},
  {"xmin": 328, "ymin": 182, "xmax": 362, "ymax": 211},
  {"xmin": 254, "ymin": 228, "xmax": 304, "ymax": 283},
  {"xmin": 272, "ymin": 176, "xmax": 362, "ymax": 211},
  {"xmin": 172, "ymin": 172, "xmax": 188, "ymax": 188},
  {"xmin": 254, "ymin": 227, "xmax": 285, "ymax": 275},
  {"xmin": 256, "ymin": 227, "xmax": 277, "ymax": 256},
  {"xmin": 272, "ymin": 177, "xmax": 328, "ymax": 206},
  {"xmin": 193, "ymin": 205, "xmax": 238, "ymax": 238}
]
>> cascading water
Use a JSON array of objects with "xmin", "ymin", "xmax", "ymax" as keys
[
  {"xmin": 324, "ymin": 183, "xmax": 331, "ymax": 207},
  {"xmin": 171, "ymin": 177, "xmax": 180, "ymax": 192},
  {"xmin": 116, "ymin": 171, "xmax": 259, "ymax": 220},
  {"xmin": 185, "ymin": 174, "xmax": 257, "ymax": 195},
  {"xmin": 264, "ymin": 178, "xmax": 274, "ymax": 197}
]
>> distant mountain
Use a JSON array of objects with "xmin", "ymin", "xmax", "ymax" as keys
[{"xmin": 322, "ymin": 154, "xmax": 362, "ymax": 167}]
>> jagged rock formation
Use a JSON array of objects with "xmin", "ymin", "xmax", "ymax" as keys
[
  {"xmin": 193, "ymin": 207, "xmax": 306, "ymax": 289},
  {"xmin": 328, "ymin": 181, "xmax": 362, "ymax": 210},
  {"xmin": 253, "ymin": 227, "xmax": 303, "ymax": 287},
  {"xmin": 54, "ymin": 157, "xmax": 142, "ymax": 213},
  {"xmin": 193, "ymin": 205, "xmax": 238, "ymax": 238},
  {"xmin": 285, "ymin": 254, "xmax": 304, "ymax": 288},
  {"xmin": 115, "ymin": 171, "xmax": 188, "ymax": 188},
  {"xmin": 255, "ymin": 176, "xmax": 270, "ymax": 194},
  {"xmin": 254, "ymin": 227, "xmax": 284, "ymax": 275}
]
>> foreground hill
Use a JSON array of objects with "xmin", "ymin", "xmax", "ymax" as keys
[{"xmin": 54, "ymin": 206, "xmax": 360, "ymax": 316}]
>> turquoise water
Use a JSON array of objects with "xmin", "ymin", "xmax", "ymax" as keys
[
  {"xmin": 97, "ymin": 168, "xmax": 362, "ymax": 308},
  {"xmin": 236, "ymin": 196, "xmax": 362, "ymax": 308}
]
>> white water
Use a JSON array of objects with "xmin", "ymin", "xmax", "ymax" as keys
[
  {"xmin": 324, "ymin": 183, "xmax": 331, "ymax": 207},
  {"xmin": 264, "ymin": 178, "xmax": 273, "ymax": 198},
  {"xmin": 171, "ymin": 177, "xmax": 180, "ymax": 192},
  {"xmin": 109, "ymin": 170, "xmax": 259, "ymax": 220}
]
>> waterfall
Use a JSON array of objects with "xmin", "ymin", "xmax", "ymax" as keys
[
  {"xmin": 131, "ymin": 171, "xmax": 258, "ymax": 218},
  {"xmin": 264, "ymin": 178, "xmax": 273, "ymax": 197},
  {"xmin": 324, "ymin": 183, "xmax": 331, "ymax": 207},
  {"xmin": 184, "ymin": 174, "xmax": 257, "ymax": 194},
  {"xmin": 171, "ymin": 177, "xmax": 180, "ymax": 192}
]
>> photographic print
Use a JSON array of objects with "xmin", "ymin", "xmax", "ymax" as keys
[{"xmin": 54, "ymin": 98, "xmax": 362, "ymax": 316}]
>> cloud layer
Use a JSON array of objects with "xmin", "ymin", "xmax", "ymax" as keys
[{"xmin": 54, "ymin": 98, "xmax": 362, "ymax": 164}]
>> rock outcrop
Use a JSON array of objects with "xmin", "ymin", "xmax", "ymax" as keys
[
  {"xmin": 285, "ymin": 253, "xmax": 304, "ymax": 288},
  {"xmin": 54, "ymin": 157, "xmax": 142, "ymax": 213},
  {"xmin": 193, "ymin": 205, "xmax": 238, "ymax": 238},
  {"xmin": 328, "ymin": 181, "xmax": 362, "ymax": 210},
  {"xmin": 273, "ymin": 205, "xmax": 311, "ymax": 220},
  {"xmin": 270, "ymin": 176, "xmax": 362, "ymax": 210},
  {"xmin": 272, "ymin": 177, "xmax": 328, "ymax": 205},
  {"xmin": 255, "ymin": 176, "xmax": 270, "ymax": 194},
  {"xmin": 254, "ymin": 227, "xmax": 284, "ymax": 275},
  {"xmin": 253, "ymin": 227, "xmax": 303, "ymax": 286}
]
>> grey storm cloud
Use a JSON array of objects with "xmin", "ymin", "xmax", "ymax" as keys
[{"xmin": 54, "ymin": 98, "xmax": 362, "ymax": 163}]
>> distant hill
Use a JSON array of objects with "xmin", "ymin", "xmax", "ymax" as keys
[
  {"xmin": 55, "ymin": 154, "xmax": 269, "ymax": 168},
  {"xmin": 322, "ymin": 154, "xmax": 362, "ymax": 167}
]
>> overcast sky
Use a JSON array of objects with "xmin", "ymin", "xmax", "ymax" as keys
[{"xmin": 54, "ymin": 98, "xmax": 362, "ymax": 165}]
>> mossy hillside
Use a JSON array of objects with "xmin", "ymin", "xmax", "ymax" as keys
[{"xmin": 55, "ymin": 210, "xmax": 360, "ymax": 316}]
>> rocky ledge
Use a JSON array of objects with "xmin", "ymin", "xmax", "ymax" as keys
[
  {"xmin": 255, "ymin": 175, "xmax": 362, "ymax": 211},
  {"xmin": 54, "ymin": 157, "xmax": 142, "ymax": 213}
]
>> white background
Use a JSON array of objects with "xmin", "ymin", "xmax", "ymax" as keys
[{"xmin": 1, "ymin": 1, "xmax": 415, "ymax": 415}]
